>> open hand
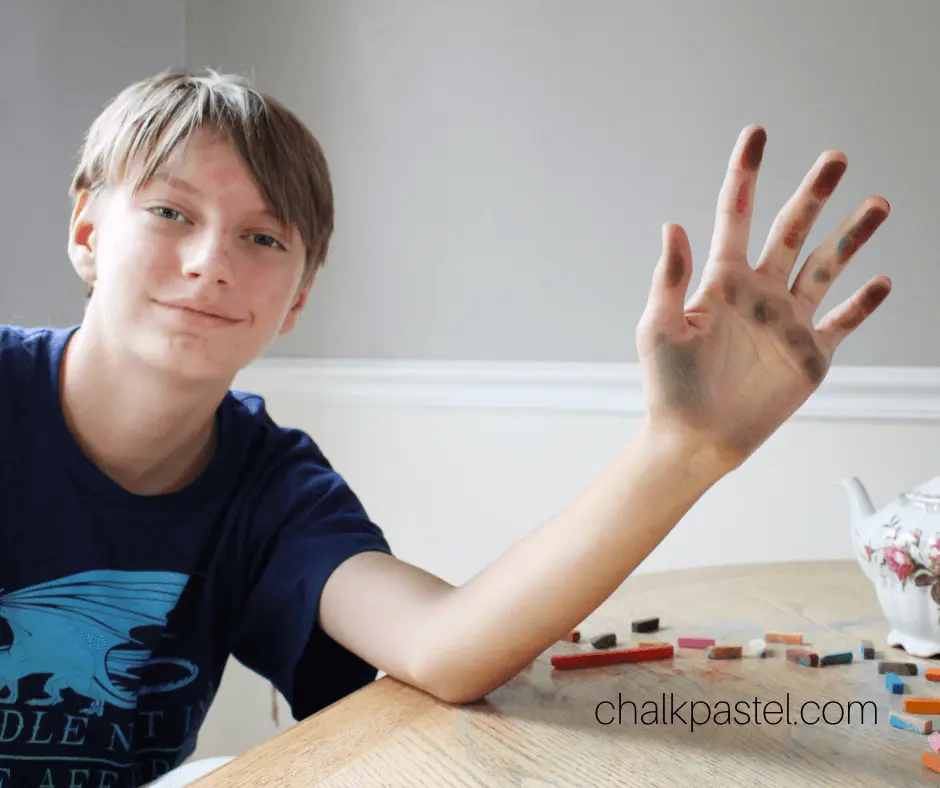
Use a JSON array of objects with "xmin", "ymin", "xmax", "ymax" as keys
[{"xmin": 636, "ymin": 124, "xmax": 891, "ymax": 471}]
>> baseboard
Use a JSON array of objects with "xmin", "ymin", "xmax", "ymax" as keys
[{"xmin": 232, "ymin": 360, "xmax": 940, "ymax": 422}]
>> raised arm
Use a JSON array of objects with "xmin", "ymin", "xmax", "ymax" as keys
[{"xmin": 318, "ymin": 125, "xmax": 891, "ymax": 704}]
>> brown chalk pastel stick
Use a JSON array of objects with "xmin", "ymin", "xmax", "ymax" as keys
[
  {"xmin": 766, "ymin": 632, "xmax": 803, "ymax": 644},
  {"xmin": 706, "ymin": 645, "xmax": 743, "ymax": 660}
]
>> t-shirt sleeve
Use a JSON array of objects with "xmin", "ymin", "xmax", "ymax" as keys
[{"xmin": 229, "ymin": 435, "xmax": 392, "ymax": 722}]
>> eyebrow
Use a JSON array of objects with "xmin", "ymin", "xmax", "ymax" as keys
[
  {"xmin": 149, "ymin": 172, "xmax": 201, "ymax": 194},
  {"xmin": 145, "ymin": 172, "xmax": 289, "ymax": 230}
]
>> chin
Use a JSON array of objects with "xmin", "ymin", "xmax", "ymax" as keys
[{"xmin": 135, "ymin": 330, "xmax": 241, "ymax": 384}]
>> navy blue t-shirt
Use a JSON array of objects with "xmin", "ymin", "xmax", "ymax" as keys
[{"xmin": 0, "ymin": 324, "xmax": 392, "ymax": 787}]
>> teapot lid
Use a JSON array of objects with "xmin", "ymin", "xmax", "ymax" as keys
[{"xmin": 902, "ymin": 476, "xmax": 940, "ymax": 509}]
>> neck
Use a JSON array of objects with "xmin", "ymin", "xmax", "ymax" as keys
[{"xmin": 59, "ymin": 324, "xmax": 230, "ymax": 496}]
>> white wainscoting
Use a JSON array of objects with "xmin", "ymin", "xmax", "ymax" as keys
[{"xmin": 189, "ymin": 359, "xmax": 940, "ymax": 762}]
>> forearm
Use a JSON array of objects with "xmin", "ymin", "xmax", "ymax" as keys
[
  {"xmin": 400, "ymin": 125, "xmax": 891, "ymax": 704},
  {"xmin": 412, "ymin": 418, "xmax": 726, "ymax": 703}
]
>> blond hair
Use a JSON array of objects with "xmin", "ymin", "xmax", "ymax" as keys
[{"xmin": 70, "ymin": 68, "xmax": 334, "ymax": 296}]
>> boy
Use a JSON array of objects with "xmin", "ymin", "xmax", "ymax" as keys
[{"xmin": 0, "ymin": 68, "xmax": 891, "ymax": 787}]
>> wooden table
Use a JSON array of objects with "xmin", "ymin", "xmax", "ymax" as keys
[{"xmin": 191, "ymin": 560, "xmax": 940, "ymax": 787}]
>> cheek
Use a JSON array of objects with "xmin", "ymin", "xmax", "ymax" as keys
[
  {"xmin": 100, "ymin": 229, "xmax": 171, "ymax": 284},
  {"xmin": 243, "ymin": 266, "xmax": 303, "ymax": 316}
]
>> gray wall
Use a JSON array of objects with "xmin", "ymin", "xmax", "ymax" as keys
[
  {"xmin": 0, "ymin": 0, "xmax": 185, "ymax": 327},
  {"xmin": 4, "ymin": 1, "xmax": 937, "ymax": 367},
  {"xmin": 184, "ymin": 0, "xmax": 940, "ymax": 366}
]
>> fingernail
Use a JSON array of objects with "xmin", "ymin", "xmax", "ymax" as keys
[
  {"xmin": 862, "ymin": 282, "xmax": 891, "ymax": 312},
  {"xmin": 813, "ymin": 160, "xmax": 847, "ymax": 199},
  {"xmin": 741, "ymin": 128, "xmax": 767, "ymax": 170}
]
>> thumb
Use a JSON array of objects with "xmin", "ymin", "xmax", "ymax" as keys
[{"xmin": 643, "ymin": 222, "xmax": 692, "ymax": 330}]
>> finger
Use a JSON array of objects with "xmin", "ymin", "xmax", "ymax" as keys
[
  {"xmin": 754, "ymin": 151, "xmax": 847, "ymax": 282},
  {"xmin": 791, "ymin": 197, "xmax": 890, "ymax": 311},
  {"xmin": 705, "ymin": 125, "xmax": 767, "ymax": 270},
  {"xmin": 641, "ymin": 222, "xmax": 693, "ymax": 332},
  {"xmin": 815, "ymin": 275, "xmax": 892, "ymax": 351}
]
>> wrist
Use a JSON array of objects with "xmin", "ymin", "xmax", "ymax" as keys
[{"xmin": 631, "ymin": 415, "xmax": 733, "ymax": 489}]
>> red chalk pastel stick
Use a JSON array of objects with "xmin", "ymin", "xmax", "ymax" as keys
[{"xmin": 551, "ymin": 644, "xmax": 674, "ymax": 670}]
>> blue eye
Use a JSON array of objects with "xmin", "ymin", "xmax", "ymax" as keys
[
  {"xmin": 251, "ymin": 234, "xmax": 284, "ymax": 250},
  {"xmin": 152, "ymin": 206, "xmax": 184, "ymax": 221}
]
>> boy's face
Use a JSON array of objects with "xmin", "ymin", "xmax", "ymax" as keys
[{"xmin": 68, "ymin": 128, "xmax": 312, "ymax": 384}]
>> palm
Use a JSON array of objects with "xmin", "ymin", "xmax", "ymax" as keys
[{"xmin": 636, "ymin": 125, "xmax": 891, "ymax": 468}]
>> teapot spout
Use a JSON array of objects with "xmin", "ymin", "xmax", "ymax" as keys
[
  {"xmin": 841, "ymin": 476, "xmax": 876, "ymax": 578},
  {"xmin": 841, "ymin": 476, "xmax": 875, "ymax": 522}
]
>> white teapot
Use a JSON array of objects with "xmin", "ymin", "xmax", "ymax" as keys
[{"xmin": 843, "ymin": 475, "xmax": 940, "ymax": 657}]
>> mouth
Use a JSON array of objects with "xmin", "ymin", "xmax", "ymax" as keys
[{"xmin": 156, "ymin": 300, "xmax": 243, "ymax": 325}]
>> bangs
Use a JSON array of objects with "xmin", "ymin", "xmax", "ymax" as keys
[{"xmin": 71, "ymin": 69, "xmax": 334, "ymax": 283}]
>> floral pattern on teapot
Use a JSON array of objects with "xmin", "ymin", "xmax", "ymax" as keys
[{"xmin": 862, "ymin": 515, "xmax": 940, "ymax": 602}]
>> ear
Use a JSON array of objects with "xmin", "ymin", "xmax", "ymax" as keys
[
  {"xmin": 278, "ymin": 273, "xmax": 315, "ymax": 335},
  {"xmin": 67, "ymin": 190, "xmax": 99, "ymax": 287}
]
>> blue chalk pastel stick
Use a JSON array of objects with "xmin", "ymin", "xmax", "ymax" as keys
[
  {"xmin": 890, "ymin": 711, "xmax": 929, "ymax": 733},
  {"xmin": 885, "ymin": 672, "xmax": 904, "ymax": 694}
]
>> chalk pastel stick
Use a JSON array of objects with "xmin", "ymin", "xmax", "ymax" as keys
[
  {"xmin": 878, "ymin": 661, "xmax": 917, "ymax": 676},
  {"xmin": 590, "ymin": 632, "xmax": 617, "ymax": 650},
  {"xmin": 551, "ymin": 644, "xmax": 673, "ymax": 670},
  {"xmin": 748, "ymin": 638, "xmax": 767, "ymax": 657},
  {"xmin": 677, "ymin": 637, "xmax": 715, "ymax": 649},
  {"xmin": 885, "ymin": 672, "xmax": 904, "ymax": 694},
  {"xmin": 785, "ymin": 648, "xmax": 818, "ymax": 667},
  {"xmin": 929, "ymin": 731, "xmax": 940, "ymax": 753},
  {"xmin": 631, "ymin": 617, "xmax": 659, "ymax": 633},
  {"xmin": 819, "ymin": 651, "xmax": 853, "ymax": 666},
  {"xmin": 924, "ymin": 751, "xmax": 940, "ymax": 774},
  {"xmin": 904, "ymin": 698, "xmax": 940, "ymax": 715},
  {"xmin": 706, "ymin": 645, "xmax": 742, "ymax": 660},
  {"xmin": 890, "ymin": 711, "xmax": 931, "ymax": 733},
  {"xmin": 766, "ymin": 632, "xmax": 802, "ymax": 644}
]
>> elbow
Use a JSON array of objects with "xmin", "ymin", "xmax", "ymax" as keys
[
  {"xmin": 421, "ymin": 678, "xmax": 491, "ymax": 706},
  {"xmin": 415, "ymin": 661, "xmax": 519, "ymax": 706},
  {"xmin": 406, "ymin": 655, "xmax": 499, "ymax": 706},
  {"xmin": 401, "ymin": 615, "xmax": 520, "ymax": 705}
]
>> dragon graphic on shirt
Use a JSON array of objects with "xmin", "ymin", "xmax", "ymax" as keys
[{"xmin": 0, "ymin": 570, "xmax": 200, "ymax": 716}]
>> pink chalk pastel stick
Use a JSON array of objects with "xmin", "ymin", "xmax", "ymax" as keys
[
  {"xmin": 677, "ymin": 637, "xmax": 716, "ymax": 649},
  {"xmin": 930, "ymin": 731, "xmax": 940, "ymax": 753}
]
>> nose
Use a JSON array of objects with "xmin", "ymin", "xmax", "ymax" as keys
[{"xmin": 180, "ymin": 230, "xmax": 235, "ymax": 285}]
